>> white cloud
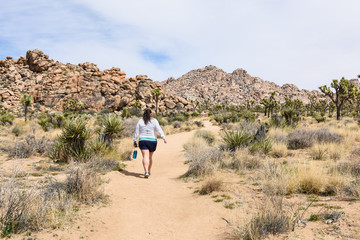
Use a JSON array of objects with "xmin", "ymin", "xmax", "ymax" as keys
[{"xmin": 1, "ymin": 0, "xmax": 360, "ymax": 90}]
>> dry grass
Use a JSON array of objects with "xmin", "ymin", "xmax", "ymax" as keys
[
  {"xmin": 65, "ymin": 165, "xmax": 105, "ymax": 204},
  {"xmin": 236, "ymin": 197, "xmax": 298, "ymax": 240},
  {"xmin": 182, "ymin": 136, "xmax": 223, "ymax": 177},
  {"xmin": 230, "ymin": 149, "xmax": 262, "ymax": 170},
  {"xmin": 309, "ymin": 143, "xmax": 328, "ymax": 160},
  {"xmin": 0, "ymin": 168, "xmax": 76, "ymax": 237},
  {"xmin": 194, "ymin": 130, "xmax": 216, "ymax": 145},
  {"xmin": 269, "ymin": 142, "xmax": 288, "ymax": 158},
  {"xmin": 199, "ymin": 178, "xmax": 223, "ymax": 195}
]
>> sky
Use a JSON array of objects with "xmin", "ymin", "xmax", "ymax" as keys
[{"xmin": 0, "ymin": 0, "xmax": 359, "ymax": 90}]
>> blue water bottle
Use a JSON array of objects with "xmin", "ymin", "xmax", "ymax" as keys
[{"xmin": 132, "ymin": 149, "xmax": 137, "ymax": 159}]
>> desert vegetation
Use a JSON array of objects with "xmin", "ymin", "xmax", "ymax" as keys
[
  {"xmin": 1, "ymin": 52, "xmax": 360, "ymax": 240},
  {"xmin": 180, "ymin": 77, "xmax": 360, "ymax": 239},
  {"xmin": 0, "ymin": 95, "xmax": 207, "ymax": 237}
]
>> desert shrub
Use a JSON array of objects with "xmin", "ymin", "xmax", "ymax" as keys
[
  {"xmin": 86, "ymin": 156, "xmax": 121, "ymax": 172},
  {"xmin": 0, "ymin": 170, "xmax": 75, "ymax": 237},
  {"xmin": 173, "ymin": 121, "xmax": 182, "ymax": 128},
  {"xmin": 121, "ymin": 117, "xmax": 140, "ymax": 137},
  {"xmin": 287, "ymin": 128, "xmax": 342, "ymax": 150},
  {"xmin": 121, "ymin": 107, "xmax": 131, "ymax": 118},
  {"xmin": 261, "ymin": 162, "xmax": 293, "ymax": 196},
  {"xmin": 230, "ymin": 150, "xmax": 262, "ymax": 170},
  {"xmin": 249, "ymin": 137, "xmax": 272, "ymax": 155},
  {"xmin": 183, "ymin": 140, "xmax": 223, "ymax": 177},
  {"xmin": 222, "ymin": 129, "xmax": 252, "ymax": 151},
  {"xmin": 166, "ymin": 111, "xmax": 189, "ymax": 123},
  {"xmin": 239, "ymin": 198, "xmax": 297, "ymax": 240},
  {"xmin": 11, "ymin": 125, "xmax": 23, "ymax": 137},
  {"xmin": 0, "ymin": 171, "xmax": 36, "ymax": 237},
  {"xmin": 194, "ymin": 130, "xmax": 216, "ymax": 145},
  {"xmin": 315, "ymin": 128, "xmax": 343, "ymax": 143},
  {"xmin": 336, "ymin": 160, "xmax": 360, "ymax": 176},
  {"xmin": 9, "ymin": 135, "xmax": 50, "ymax": 158},
  {"xmin": 38, "ymin": 112, "xmax": 65, "ymax": 131},
  {"xmin": 49, "ymin": 117, "xmax": 92, "ymax": 162},
  {"xmin": 238, "ymin": 120, "xmax": 260, "ymax": 135},
  {"xmin": 287, "ymin": 129, "xmax": 313, "ymax": 149},
  {"xmin": 314, "ymin": 115, "xmax": 326, "ymax": 123},
  {"xmin": 199, "ymin": 178, "xmax": 223, "ymax": 195},
  {"xmin": 194, "ymin": 121, "xmax": 204, "ymax": 127},
  {"xmin": 191, "ymin": 112, "xmax": 200, "ymax": 117},
  {"xmin": 269, "ymin": 115, "xmax": 286, "ymax": 128},
  {"xmin": 0, "ymin": 109, "xmax": 14, "ymax": 126},
  {"xmin": 65, "ymin": 165, "xmax": 105, "ymax": 204},
  {"xmin": 63, "ymin": 99, "xmax": 84, "ymax": 114},
  {"xmin": 343, "ymin": 181, "xmax": 360, "ymax": 198}
]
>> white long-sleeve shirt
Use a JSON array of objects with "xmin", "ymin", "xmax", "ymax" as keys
[{"xmin": 133, "ymin": 118, "xmax": 166, "ymax": 142}]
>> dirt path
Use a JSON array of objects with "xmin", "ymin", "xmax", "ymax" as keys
[{"xmin": 36, "ymin": 122, "xmax": 232, "ymax": 240}]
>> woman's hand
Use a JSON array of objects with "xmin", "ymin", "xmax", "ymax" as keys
[{"xmin": 164, "ymin": 139, "xmax": 167, "ymax": 144}]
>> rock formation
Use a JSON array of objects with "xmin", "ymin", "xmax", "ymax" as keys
[
  {"xmin": 161, "ymin": 65, "xmax": 322, "ymax": 105},
  {"xmin": 0, "ymin": 49, "xmax": 190, "ymax": 113}
]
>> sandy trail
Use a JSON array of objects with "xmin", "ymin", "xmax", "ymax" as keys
[{"xmin": 36, "ymin": 122, "xmax": 231, "ymax": 240}]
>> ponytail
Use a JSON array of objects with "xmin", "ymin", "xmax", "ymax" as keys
[{"xmin": 143, "ymin": 108, "xmax": 152, "ymax": 125}]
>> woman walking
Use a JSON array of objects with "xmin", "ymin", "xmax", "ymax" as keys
[{"xmin": 133, "ymin": 109, "xmax": 167, "ymax": 178}]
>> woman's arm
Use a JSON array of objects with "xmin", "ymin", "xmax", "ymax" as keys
[{"xmin": 154, "ymin": 119, "xmax": 167, "ymax": 143}]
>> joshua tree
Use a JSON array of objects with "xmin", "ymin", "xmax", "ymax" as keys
[
  {"xmin": 261, "ymin": 92, "xmax": 277, "ymax": 117},
  {"xmin": 151, "ymin": 87, "xmax": 161, "ymax": 115},
  {"xmin": 319, "ymin": 78, "xmax": 358, "ymax": 120},
  {"xmin": 20, "ymin": 94, "xmax": 32, "ymax": 122}
]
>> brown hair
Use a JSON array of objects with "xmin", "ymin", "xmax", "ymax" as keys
[{"xmin": 143, "ymin": 108, "xmax": 152, "ymax": 125}]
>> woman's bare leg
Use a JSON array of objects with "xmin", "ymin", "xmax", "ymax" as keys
[
  {"xmin": 149, "ymin": 151, "xmax": 154, "ymax": 172},
  {"xmin": 141, "ymin": 149, "xmax": 150, "ymax": 172}
]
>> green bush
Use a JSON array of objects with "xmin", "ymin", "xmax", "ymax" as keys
[
  {"xmin": 63, "ymin": 99, "xmax": 84, "ymax": 114},
  {"xmin": 0, "ymin": 109, "xmax": 14, "ymax": 126},
  {"xmin": 222, "ymin": 130, "xmax": 253, "ymax": 151},
  {"xmin": 314, "ymin": 115, "xmax": 326, "ymax": 123},
  {"xmin": 38, "ymin": 113, "xmax": 65, "ymax": 131}
]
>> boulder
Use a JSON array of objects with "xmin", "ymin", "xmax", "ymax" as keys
[{"xmin": 164, "ymin": 100, "xmax": 176, "ymax": 109}]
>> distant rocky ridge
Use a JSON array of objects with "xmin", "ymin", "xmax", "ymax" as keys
[
  {"xmin": 162, "ymin": 65, "xmax": 323, "ymax": 105},
  {"xmin": 0, "ymin": 49, "xmax": 190, "ymax": 113}
]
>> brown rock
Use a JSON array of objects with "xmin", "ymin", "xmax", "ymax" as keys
[{"xmin": 164, "ymin": 100, "xmax": 176, "ymax": 109}]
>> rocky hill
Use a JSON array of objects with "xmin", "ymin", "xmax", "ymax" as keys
[
  {"xmin": 162, "ymin": 65, "xmax": 322, "ymax": 105},
  {"xmin": 0, "ymin": 49, "xmax": 190, "ymax": 113}
]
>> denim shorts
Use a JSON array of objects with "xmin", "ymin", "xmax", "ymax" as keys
[{"xmin": 139, "ymin": 140, "xmax": 157, "ymax": 152}]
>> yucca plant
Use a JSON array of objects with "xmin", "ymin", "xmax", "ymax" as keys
[
  {"xmin": 100, "ymin": 114, "xmax": 123, "ymax": 148},
  {"xmin": 222, "ymin": 130, "xmax": 253, "ymax": 151},
  {"xmin": 50, "ymin": 117, "xmax": 92, "ymax": 162}
]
